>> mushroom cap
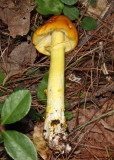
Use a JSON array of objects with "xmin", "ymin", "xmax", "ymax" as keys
[{"xmin": 32, "ymin": 15, "xmax": 78, "ymax": 56}]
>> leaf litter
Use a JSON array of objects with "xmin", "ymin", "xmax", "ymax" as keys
[
  {"xmin": 2, "ymin": 41, "xmax": 37, "ymax": 72},
  {"xmin": 0, "ymin": 0, "xmax": 35, "ymax": 38},
  {"xmin": 80, "ymin": 0, "xmax": 110, "ymax": 18},
  {"xmin": 0, "ymin": 0, "xmax": 114, "ymax": 159}
]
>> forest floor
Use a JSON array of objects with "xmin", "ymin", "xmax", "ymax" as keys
[{"xmin": 0, "ymin": 0, "xmax": 114, "ymax": 159}]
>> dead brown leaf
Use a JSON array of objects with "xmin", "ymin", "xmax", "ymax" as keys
[
  {"xmin": 80, "ymin": 0, "xmax": 110, "ymax": 18},
  {"xmin": 33, "ymin": 123, "xmax": 52, "ymax": 160},
  {"xmin": 1, "ymin": 41, "xmax": 37, "ymax": 72},
  {"xmin": 67, "ymin": 100, "xmax": 114, "ymax": 146},
  {"xmin": 0, "ymin": 0, "xmax": 35, "ymax": 38},
  {"xmin": 100, "ymin": 99, "xmax": 114, "ymax": 131}
]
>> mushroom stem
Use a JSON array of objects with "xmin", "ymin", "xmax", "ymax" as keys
[
  {"xmin": 44, "ymin": 31, "xmax": 71, "ymax": 153},
  {"xmin": 48, "ymin": 30, "xmax": 65, "ymax": 115}
]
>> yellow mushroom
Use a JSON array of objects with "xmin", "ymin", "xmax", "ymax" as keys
[{"xmin": 32, "ymin": 15, "xmax": 78, "ymax": 153}]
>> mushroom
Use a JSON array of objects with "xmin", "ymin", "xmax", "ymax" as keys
[{"xmin": 32, "ymin": 15, "xmax": 78, "ymax": 153}]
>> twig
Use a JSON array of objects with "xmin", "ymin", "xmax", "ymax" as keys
[
  {"xmin": 78, "ymin": 144, "xmax": 114, "ymax": 151},
  {"xmin": 70, "ymin": 82, "xmax": 114, "ymax": 108},
  {"xmin": 69, "ymin": 109, "xmax": 114, "ymax": 135}
]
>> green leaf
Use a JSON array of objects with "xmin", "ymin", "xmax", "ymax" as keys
[
  {"xmin": 0, "ymin": 70, "xmax": 5, "ymax": 96},
  {"xmin": 14, "ymin": 86, "xmax": 24, "ymax": 92},
  {"xmin": 34, "ymin": 69, "xmax": 41, "ymax": 75},
  {"xmin": 81, "ymin": 103, "xmax": 88, "ymax": 109},
  {"xmin": 37, "ymin": 72, "xmax": 49, "ymax": 104},
  {"xmin": 65, "ymin": 100, "xmax": 69, "ymax": 108},
  {"xmin": 0, "ymin": 103, "xmax": 4, "ymax": 115},
  {"xmin": 39, "ymin": 109, "xmax": 45, "ymax": 114},
  {"xmin": 28, "ymin": 108, "xmax": 43, "ymax": 121},
  {"xmin": 75, "ymin": 91, "xmax": 84, "ymax": 98},
  {"xmin": 88, "ymin": 0, "xmax": 96, "ymax": 4},
  {"xmin": 25, "ymin": 68, "xmax": 34, "ymax": 74},
  {"xmin": 63, "ymin": 5, "xmax": 79, "ymax": 20},
  {"xmin": 0, "ymin": 133, "xmax": 3, "ymax": 144},
  {"xmin": 80, "ymin": 92, "xmax": 84, "ymax": 98},
  {"xmin": 61, "ymin": 0, "xmax": 77, "ymax": 5},
  {"xmin": 81, "ymin": 17, "xmax": 97, "ymax": 31},
  {"xmin": 0, "ymin": 70, "xmax": 4, "ymax": 85},
  {"xmin": 65, "ymin": 111, "xmax": 74, "ymax": 120},
  {"xmin": 30, "ymin": 31, "xmax": 34, "ymax": 40},
  {"xmin": 2, "ymin": 130, "xmax": 37, "ymax": 160},
  {"xmin": 35, "ymin": 0, "xmax": 64, "ymax": 15},
  {"xmin": 1, "ymin": 90, "xmax": 31, "ymax": 125},
  {"xmin": 25, "ymin": 68, "xmax": 41, "ymax": 75}
]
